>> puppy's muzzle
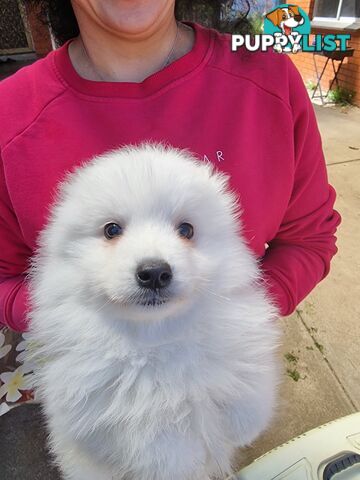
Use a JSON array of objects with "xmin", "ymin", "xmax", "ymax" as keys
[{"xmin": 136, "ymin": 260, "xmax": 173, "ymax": 291}]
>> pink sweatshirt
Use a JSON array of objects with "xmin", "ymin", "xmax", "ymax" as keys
[{"xmin": 0, "ymin": 22, "xmax": 341, "ymax": 332}]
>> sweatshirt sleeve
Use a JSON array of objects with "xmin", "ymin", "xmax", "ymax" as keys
[
  {"xmin": 0, "ymin": 152, "xmax": 32, "ymax": 332},
  {"xmin": 260, "ymin": 57, "xmax": 341, "ymax": 317}
]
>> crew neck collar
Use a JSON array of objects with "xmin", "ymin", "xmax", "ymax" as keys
[{"xmin": 52, "ymin": 21, "xmax": 214, "ymax": 98}]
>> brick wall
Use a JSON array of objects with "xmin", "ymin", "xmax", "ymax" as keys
[
  {"xmin": 24, "ymin": 4, "xmax": 52, "ymax": 56},
  {"xmin": 289, "ymin": 0, "xmax": 360, "ymax": 106}
]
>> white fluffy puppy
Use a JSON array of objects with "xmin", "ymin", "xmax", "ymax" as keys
[{"xmin": 25, "ymin": 143, "xmax": 281, "ymax": 480}]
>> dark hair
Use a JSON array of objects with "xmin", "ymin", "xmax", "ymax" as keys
[{"xmin": 24, "ymin": 0, "xmax": 252, "ymax": 46}]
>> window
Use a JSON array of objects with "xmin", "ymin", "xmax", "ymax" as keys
[{"xmin": 314, "ymin": 0, "xmax": 360, "ymax": 20}]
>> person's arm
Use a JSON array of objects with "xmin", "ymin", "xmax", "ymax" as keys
[
  {"xmin": 0, "ymin": 151, "xmax": 32, "ymax": 332},
  {"xmin": 260, "ymin": 57, "xmax": 341, "ymax": 317}
]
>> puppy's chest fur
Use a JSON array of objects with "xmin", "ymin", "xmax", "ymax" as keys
[{"xmin": 48, "ymin": 329, "xmax": 230, "ymax": 463}]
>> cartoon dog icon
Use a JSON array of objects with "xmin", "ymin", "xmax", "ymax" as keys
[{"xmin": 266, "ymin": 5, "xmax": 305, "ymax": 53}]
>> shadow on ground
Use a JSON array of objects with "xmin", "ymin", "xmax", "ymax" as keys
[{"xmin": 0, "ymin": 404, "xmax": 61, "ymax": 479}]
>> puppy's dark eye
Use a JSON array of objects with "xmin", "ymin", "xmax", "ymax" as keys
[
  {"xmin": 177, "ymin": 222, "xmax": 194, "ymax": 240},
  {"xmin": 104, "ymin": 223, "xmax": 123, "ymax": 239}
]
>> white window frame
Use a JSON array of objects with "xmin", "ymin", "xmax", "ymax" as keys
[{"xmin": 313, "ymin": 0, "xmax": 360, "ymax": 23}]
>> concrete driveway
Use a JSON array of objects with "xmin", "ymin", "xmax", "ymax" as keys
[{"xmin": 235, "ymin": 104, "xmax": 360, "ymax": 469}]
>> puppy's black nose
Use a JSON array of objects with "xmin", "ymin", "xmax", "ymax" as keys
[
  {"xmin": 294, "ymin": 14, "xmax": 302, "ymax": 22},
  {"xmin": 136, "ymin": 261, "xmax": 172, "ymax": 290}
]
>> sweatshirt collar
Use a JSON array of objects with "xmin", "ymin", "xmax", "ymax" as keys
[{"xmin": 52, "ymin": 21, "xmax": 213, "ymax": 98}]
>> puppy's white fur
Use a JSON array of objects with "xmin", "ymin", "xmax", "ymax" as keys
[{"xmin": 25, "ymin": 143, "xmax": 281, "ymax": 480}]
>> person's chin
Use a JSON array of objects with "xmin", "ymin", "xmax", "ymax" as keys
[{"xmin": 96, "ymin": 1, "xmax": 173, "ymax": 37}]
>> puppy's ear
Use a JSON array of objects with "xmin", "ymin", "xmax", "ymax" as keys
[
  {"xmin": 266, "ymin": 8, "xmax": 282, "ymax": 27},
  {"xmin": 289, "ymin": 5, "xmax": 301, "ymax": 16}
]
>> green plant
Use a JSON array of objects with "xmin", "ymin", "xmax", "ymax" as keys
[
  {"xmin": 314, "ymin": 341, "xmax": 325, "ymax": 355},
  {"xmin": 327, "ymin": 86, "xmax": 355, "ymax": 106},
  {"xmin": 286, "ymin": 368, "xmax": 301, "ymax": 382},
  {"xmin": 284, "ymin": 352, "xmax": 299, "ymax": 364},
  {"xmin": 306, "ymin": 80, "xmax": 317, "ymax": 91}
]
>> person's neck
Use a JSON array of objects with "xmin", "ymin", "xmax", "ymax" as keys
[{"xmin": 69, "ymin": 18, "xmax": 194, "ymax": 83}]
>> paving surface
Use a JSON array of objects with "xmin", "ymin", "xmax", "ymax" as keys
[
  {"xmin": 235, "ymin": 103, "xmax": 360, "ymax": 469},
  {"xmin": 0, "ymin": 404, "xmax": 61, "ymax": 480},
  {"xmin": 0, "ymin": 100, "xmax": 359, "ymax": 478}
]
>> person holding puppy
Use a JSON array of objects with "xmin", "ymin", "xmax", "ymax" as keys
[{"xmin": 0, "ymin": 1, "xmax": 340, "ymax": 409}]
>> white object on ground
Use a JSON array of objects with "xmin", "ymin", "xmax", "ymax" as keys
[{"xmin": 232, "ymin": 412, "xmax": 360, "ymax": 480}]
